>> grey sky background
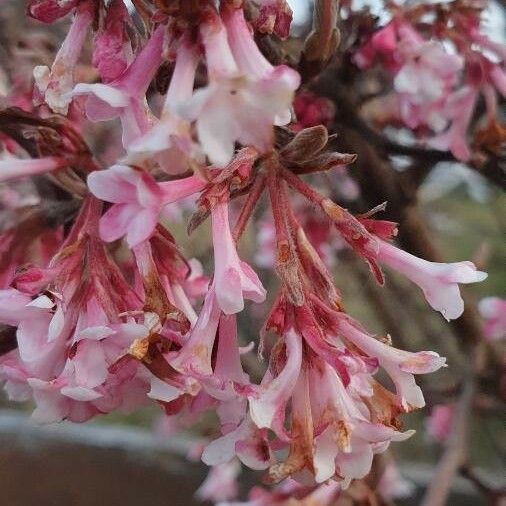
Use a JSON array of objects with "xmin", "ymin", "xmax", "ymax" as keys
[{"xmin": 287, "ymin": 0, "xmax": 505, "ymax": 41}]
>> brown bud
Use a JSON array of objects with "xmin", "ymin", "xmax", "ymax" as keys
[
  {"xmin": 290, "ymin": 151, "xmax": 357, "ymax": 175},
  {"xmin": 187, "ymin": 207, "xmax": 210, "ymax": 235},
  {"xmin": 280, "ymin": 125, "xmax": 328, "ymax": 163}
]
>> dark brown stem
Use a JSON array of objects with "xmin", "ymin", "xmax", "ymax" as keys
[{"xmin": 314, "ymin": 76, "xmax": 505, "ymax": 190}]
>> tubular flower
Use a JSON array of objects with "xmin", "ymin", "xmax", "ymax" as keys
[
  {"xmin": 87, "ymin": 165, "xmax": 206, "ymax": 247},
  {"xmin": 178, "ymin": 7, "xmax": 299, "ymax": 166},
  {"xmin": 129, "ymin": 40, "xmax": 201, "ymax": 174},
  {"xmin": 376, "ymin": 239, "xmax": 487, "ymax": 321},
  {"xmin": 33, "ymin": 2, "xmax": 95, "ymax": 114},
  {"xmin": 71, "ymin": 25, "xmax": 165, "ymax": 147},
  {"xmin": 353, "ymin": 13, "xmax": 506, "ymax": 160},
  {"xmin": 211, "ymin": 200, "xmax": 266, "ymax": 315},
  {"xmin": 0, "ymin": 156, "xmax": 66, "ymax": 183},
  {"xmin": 0, "ymin": 0, "xmax": 496, "ymax": 502}
]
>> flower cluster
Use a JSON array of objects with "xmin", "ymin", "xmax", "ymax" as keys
[
  {"xmin": 0, "ymin": 0, "xmax": 494, "ymax": 503},
  {"xmin": 354, "ymin": 3, "xmax": 506, "ymax": 161}
]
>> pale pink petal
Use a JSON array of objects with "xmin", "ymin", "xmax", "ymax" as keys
[
  {"xmin": 98, "ymin": 203, "xmax": 140, "ymax": 243},
  {"xmin": 61, "ymin": 385, "xmax": 102, "ymax": 401},
  {"xmin": 87, "ymin": 165, "xmax": 138, "ymax": 203},
  {"xmin": 0, "ymin": 157, "xmax": 64, "ymax": 183},
  {"xmin": 73, "ymin": 340, "xmax": 108, "ymax": 388},
  {"xmin": 148, "ymin": 376, "xmax": 183, "ymax": 403},
  {"xmin": 171, "ymin": 289, "xmax": 221, "ymax": 376},
  {"xmin": 377, "ymin": 240, "xmax": 487, "ymax": 320},
  {"xmin": 249, "ymin": 329, "xmax": 302, "ymax": 433},
  {"xmin": 314, "ymin": 426, "xmax": 339, "ymax": 482}
]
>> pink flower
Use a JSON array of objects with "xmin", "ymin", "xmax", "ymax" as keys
[
  {"xmin": 92, "ymin": 0, "xmax": 132, "ymax": 83},
  {"xmin": 202, "ymin": 414, "xmax": 273, "ymax": 471},
  {"xmin": 248, "ymin": 328, "xmax": 302, "ymax": 437},
  {"xmin": 224, "ymin": 6, "xmax": 299, "ymax": 126},
  {"xmin": 335, "ymin": 314, "xmax": 446, "ymax": 410},
  {"xmin": 377, "ymin": 239, "xmax": 487, "ymax": 320},
  {"xmin": 1, "ymin": 198, "xmax": 188, "ymax": 424},
  {"xmin": 179, "ymin": 9, "xmax": 299, "ymax": 166},
  {"xmin": 478, "ymin": 297, "xmax": 506, "ymax": 341},
  {"xmin": 129, "ymin": 40, "xmax": 201, "ymax": 174},
  {"xmin": 195, "ymin": 460, "xmax": 241, "ymax": 503},
  {"xmin": 112, "ymin": 318, "xmax": 198, "ymax": 402},
  {"xmin": 253, "ymin": 0, "xmax": 293, "ymax": 39},
  {"xmin": 353, "ymin": 21, "xmax": 399, "ymax": 71},
  {"xmin": 87, "ymin": 165, "xmax": 206, "ymax": 247},
  {"xmin": 260, "ymin": 351, "xmax": 415, "ymax": 486},
  {"xmin": 0, "ymin": 289, "xmax": 47, "ymax": 327},
  {"xmin": 377, "ymin": 461, "xmax": 415, "ymax": 501},
  {"xmin": 28, "ymin": 378, "xmax": 100, "ymax": 423},
  {"xmin": 17, "ymin": 310, "xmax": 192, "ymax": 424},
  {"xmin": 72, "ymin": 25, "xmax": 165, "ymax": 147},
  {"xmin": 25, "ymin": 321, "xmax": 149, "ymax": 423},
  {"xmin": 311, "ymin": 359, "xmax": 416, "ymax": 485},
  {"xmin": 170, "ymin": 287, "xmax": 221, "ymax": 377},
  {"xmin": 211, "ymin": 314, "xmax": 251, "ymax": 393},
  {"xmin": 34, "ymin": 2, "xmax": 94, "ymax": 114},
  {"xmin": 0, "ymin": 292, "xmax": 69, "ymax": 386},
  {"xmin": 394, "ymin": 41, "xmax": 463, "ymax": 131},
  {"xmin": 211, "ymin": 201, "xmax": 266, "ymax": 314},
  {"xmin": 27, "ymin": 0, "xmax": 81, "ymax": 23},
  {"xmin": 171, "ymin": 288, "xmax": 251, "ymax": 400},
  {"xmin": 427, "ymin": 86, "xmax": 478, "ymax": 161},
  {"xmin": 426, "ymin": 404, "xmax": 455, "ymax": 442},
  {"xmin": 0, "ymin": 156, "xmax": 66, "ymax": 183}
]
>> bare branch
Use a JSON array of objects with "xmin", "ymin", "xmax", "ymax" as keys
[
  {"xmin": 299, "ymin": 0, "xmax": 340, "ymax": 81},
  {"xmin": 420, "ymin": 379, "xmax": 475, "ymax": 506}
]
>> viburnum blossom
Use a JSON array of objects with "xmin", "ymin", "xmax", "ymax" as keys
[
  {"xmin": 0, "ymin": 0, "xmax": 499, "ymax": 503},
  {"xmin": 33, "ymin": 2, "xmax": 95, "ymax": 115},
  {"xmin": 177, "ymin": 7, "xmax": 299, "ymax": 166},
  {"xmin": 87, "ymin": 164, "xmax": 206, "ymax": 247},
  {"xmin": 72, "ymin": 25, "xmax": 165, "ymax": 147},
  {"xmin": 478, "ymin": 297, "xmax": 506, "ymax": 341},
  {"xmin": 426, "ymin": 404, "xmax": 455, "ymax": 442},
  {"xmin": 128, "ymin": 39, "xmax": 201, "ymax": 174},
  {"xmin": 211, "ymin": 200, "xmax": 267, "ymax": 314},
  {"xmin": 354, "ymin": 8, "xmax": 506, "ymax": 161},
  {"xmin": 376, "ymin": 240, "xmax": 487, "ymax": 321},
  {"xmin": 0, "ymin": 155, "xmax": 67, "ymax": 183}
]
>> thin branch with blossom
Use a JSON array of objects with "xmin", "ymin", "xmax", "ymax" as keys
[{"xmin": 0, "ymin": 1, "xmax": 503, "ymax": 504}]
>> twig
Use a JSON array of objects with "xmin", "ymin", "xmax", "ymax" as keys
[
  {"xmin": 232, "ymin": 173, "xmax": 266, "ymax": 243},
  {"xmin": 313, "ymin": 73, "xmax": 506, "ymax": 190},
  {"xmin": 299, "ymin": 0, "xmax": 340, "ymax": 82},
  {"xmin": 419, "ymin": 378, "xmax": 475, "ymax": 506},
  {"xmin": 459, "ymin": 464, "xmax": 506, "ymax": 502}
]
